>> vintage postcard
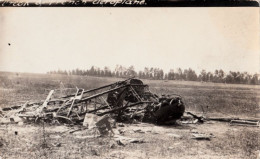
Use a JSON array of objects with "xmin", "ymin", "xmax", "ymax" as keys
[{"xmin": 0, "ymin": 1, "xmax": 259, "ymax": 159}]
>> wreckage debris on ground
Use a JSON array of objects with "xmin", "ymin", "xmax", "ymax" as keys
[
  {"xmin": 0, "ymin": 78, "xmax": 185, "ymax": 126},
  {"xmin": 182, "ymin": 112, "xmax": 260, "ymax": 127}
]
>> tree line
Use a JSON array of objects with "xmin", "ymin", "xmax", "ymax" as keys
[{"xmin": 47, "ymin": 65, "xmax": 260, "ymax": 85}]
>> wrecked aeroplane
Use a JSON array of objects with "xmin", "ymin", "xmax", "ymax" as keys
[{"xmin": 0, "ymin": 78, "xmax": 185, "ymax": 125}]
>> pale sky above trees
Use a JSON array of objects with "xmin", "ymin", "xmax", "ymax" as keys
[{"xmin": 0, "ymin": 7, "xmax": 259, "ymax": 74}]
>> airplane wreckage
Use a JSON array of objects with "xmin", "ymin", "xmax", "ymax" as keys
[
  {"xmin": 1, "ymin": 77, "xmax": 260, "ymax": 134},
  {"xmin": 0, "ymin": 78, "xmax": 186, "ymax": 125}
]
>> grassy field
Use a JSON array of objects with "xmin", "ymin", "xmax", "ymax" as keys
[
  {"xmin": 0, "ymin": 72, "xmax": 259, "ymax": 159},
  {"xmin": 1, "ymin": 72, "xmax": 259, "ymax": 117}
]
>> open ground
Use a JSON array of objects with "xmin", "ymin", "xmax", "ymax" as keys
[{"xmin": 0, "ymin": 72, "xmax": 259, "ymax": 159}]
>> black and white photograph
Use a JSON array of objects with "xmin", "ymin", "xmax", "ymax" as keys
[{"xmin": 0, "ymin": 1, "xmax": 259, "ymax": 158}]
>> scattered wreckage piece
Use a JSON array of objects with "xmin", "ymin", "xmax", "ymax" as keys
[
  {"xmin": 0, "ymin": 78, "xmax": 185, "ymax": 126},
  {"xmin": 185, "ymin": 112, "xmax": 205, "ymax": 123},
  {"xmin": 207, "ymin": 117, "xmax": 239, "ymax": 122},
  {"xmin": 230, "ymin": 120, "xmax": 260, "ymax": 127},
  {"xmin": 191, "ymin": 132, "xmax": 215, "ymax": 141},
  {"xmin": 182, "ymin": 112, "xmax": 260, "ymax": 127},
  {"xmin": 208, "ymin": 117, "xmax": 260, "ymax": 127},
  {"xmin": 114, "ymin": 135, "xmax": 145, "ymax": 146}
]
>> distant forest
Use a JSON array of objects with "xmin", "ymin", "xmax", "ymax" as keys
[{"xmin": 47, "ymin": 65, "xmax": 260, "ymax": 85}]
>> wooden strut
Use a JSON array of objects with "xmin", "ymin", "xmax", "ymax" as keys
[
  {"xmin": 61, "ymin": 77, "xmax": 135, "ymax": 99},
  {"xmin": 35, "ymin": 90, "xmax": 55, "ymax": 122},
  {"xmin": 67, "ymin": 88, "xmax": 84, "ymax": 117},
  {"xmin": 80, "ymin": 84, "xmax": 147, "ymax": 102},
  {"xmin": 129, "ymin": 85, "xmax": 143, "ymax": 102},
  {"xmin": 230, "ymin": 120, "xmax": 260, "ymax": 126},
  {"xmin": 128, "ymin": 86, "xmax": 144, "ymax": 118},
  {"xmin": 100, "ymin": 96, "xmax": 111, "ymax": 109}
]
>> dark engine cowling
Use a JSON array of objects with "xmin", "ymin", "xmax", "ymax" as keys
[{"xmin": 153, "ymin": 97, "xmax": 185, "ymax": 124}]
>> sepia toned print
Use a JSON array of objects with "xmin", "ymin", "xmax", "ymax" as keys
[{"xmin": 0, "ymin": 3, "xmax": 259, "ymax": 159}]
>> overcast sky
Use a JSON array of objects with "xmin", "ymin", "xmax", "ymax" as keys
[{"xmin": 0, "ymin": 7, "xmax": 259, "ymax": 74}]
